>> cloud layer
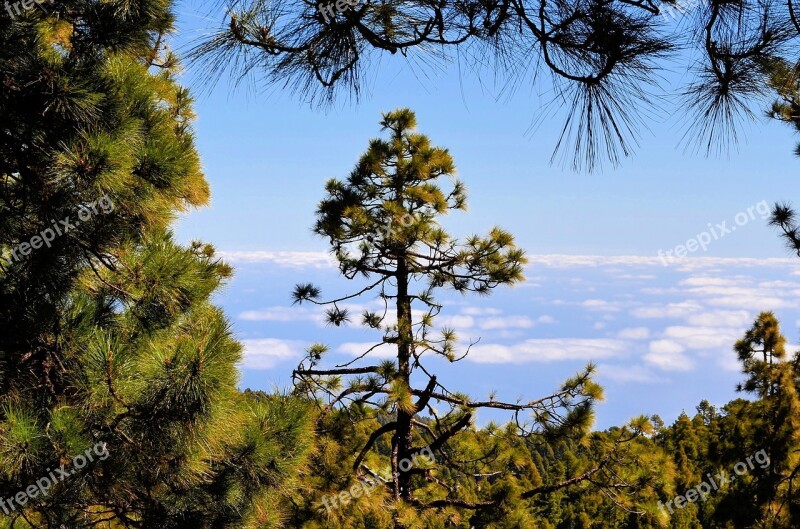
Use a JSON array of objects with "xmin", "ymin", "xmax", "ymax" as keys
[{"xmin": 231, "ymin": 253, "xmax": 800, "ymax": 387}]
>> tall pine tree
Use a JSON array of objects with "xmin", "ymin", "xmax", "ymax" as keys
[
  {"xmin": 0, "ymin": 2, "xmax": 312, "ymax": 527},
  {"xmin": 291, "ymin": 108, "xmax": 654, "ymax": 528}
]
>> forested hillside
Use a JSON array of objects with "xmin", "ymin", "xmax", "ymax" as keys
[{"xmin": 1, "ymin": 1, "xmax": 800, "ymax": 528}]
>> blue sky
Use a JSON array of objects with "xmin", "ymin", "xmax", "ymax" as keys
[{"xmin": 170, "ymin": 1, "xmax": 800, "ymax": 428}]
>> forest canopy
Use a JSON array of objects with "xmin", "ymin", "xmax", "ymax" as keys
[{"xmin": 0, "ymin": 1, "xmax": 798, "ymax": 528}]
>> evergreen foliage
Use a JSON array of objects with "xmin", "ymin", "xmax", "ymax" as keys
[
  {"xmin": 290, "ymin": 108, "xmax": 662, "ymax": 528},
  {"xmin": 0, "ymin": 2, "xmax": 313, "ymax": 527},
  {"xmin": 195, "ymin": 0, "xmax": 800, "ymax": 169}
]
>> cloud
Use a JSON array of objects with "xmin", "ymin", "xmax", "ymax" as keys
[
  {"xmin": 437, "ymin": 315, "xmax": 476, "ymax": 329},
  {"xmin": 220, "ymin": 251, "xmax": 800, "ymax": 272},
  {"xmin": 597, "ymin": 364, "xmax": 661, "ymax": 383},
  {"xmin": 377, "ymin": 308, "xmax": 429, "ymax": 329},
  {"xmin": 468, "ymin": 339, "xmax": 627, "ymax": 364},
  {"xmin": 220, "ymin": 251, "xmax": 334, "ymax": 268},
  {"xmin": 239, "ymin": 306, "xmax": 323, "ymax": 324},
  {"xmin": 685, "ymin": 310, "xmax": 751, "ymax": 328},
  {"xmin": 631, "ymin": 301, "xmax": 703, "ymax": 319},
  {"xmin": 759, "ymin": 280, "xmax": 800, "ymax": 288},
  {"xmin": 437, "ymin": 309, "xmax": 554, "ymax": 332},
  {"xmin": 661, "ymin": 326, "xmax": 740, "ymax": 350},
  {"xmin": 644, "ymin": 353, "xmax": 693, "ymax": 371},
  {"xmin": 644, "ymin": 340, "xmax": 693, "ymax": 371},
  {"xmin": 241, "ymin": 338, "xmax": 306, "ymax": 369},
  {"xmin": 648, "ymin": 340, "xmax": 685, "ymax": 355},
  {"xmin": 642, "ymin": 323, "xmax": 743, "ymax": 372},
  {"xmin": 671, "ymin": 258, "xmax": 798, "ymax": 271},
  {"xmin": 640, "ymin": 287, "xmax": 680, "ymax": 295},
  {"xmin": 479, "ymin": 315, "xmax": 554, "ymax": 330},
  {"xmin": 227, "ymin": 252, "xmax": 800, "ymax": 388},
  {"xmin": 525, "ymin": 254, "xmax": 797, "ymax": 270},
  {"xmin": 679, "ymin": 276, "xmax": 796, "ymax": 310},
  {"xmin": 679, "ymin": 277, "xmax": 745, "ymax": 287},
  {"xmin": 617, "ymin": 327, "xmax": 651, "ymax": 340},
  {"xmin": 581, "ymin": 299, "xmax": 626, "ymax": 312},
  {"xmin": 461, "ymin": 307, "xmax": 502, "ymax": 316},
  {"xmin": 337, "ymin": 342, "xmax": 396, "ymax": 358},
  {"xmin": 706, "ymin": 295, "xmax": 792, "ymax": 309}
]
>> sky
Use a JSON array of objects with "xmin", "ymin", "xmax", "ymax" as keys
[{"xmin": 168, "ymin": 1, "xmax": 800, "ymax": 428}]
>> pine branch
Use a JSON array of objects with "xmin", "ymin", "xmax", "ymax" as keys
[
  {"xmin": 352, "ymin": 421, "xmax": 399, "ymax": 470},
  {"xmin": 521, "ymin": 465, "xmax": 605, "ymax": 498},
  {"xmin": 413, "ymin": 375, "xmax": 437, "ymax": 413},
  {"xmin": 425, "ymin": 412, "xmax": 472, "ymax": 453},
  {"xmin": 294, "ymin": 366, "xmax": 382, "ymax": 376}
]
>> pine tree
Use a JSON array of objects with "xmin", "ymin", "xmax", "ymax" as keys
[
  {"xmin": 767, "ymin": 58, "xmax": 800, "ymax": 158},
  {"xmin": 725, "ymin": 312, "xmax": 800, "ymax": 528},
  {"xmin": 0, "ymin": 2, "xmax": 312, "ymax": 527},
  {"xmin": 291, "ymin": 108, "xmax": 654, "ymax": 528},
  {"xmin": 194, "ymin": 0, "xmax": 799, "ymax": 169}
]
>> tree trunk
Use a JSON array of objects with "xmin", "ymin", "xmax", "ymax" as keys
[{"xmin": 393, "ymin": 252, "xmax": 414, "ymax": 511}]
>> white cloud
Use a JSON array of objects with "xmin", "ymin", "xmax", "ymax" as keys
[
  {"xmin": 662, "ymin": 326, "xmax": 740, "ymax": 350},
  {"xmin": 617, "ymin": 327, "xmax": 651, "ymax": 340},
  {"xmin": 679, "ymin": 277, "xmax": 746, "ymax": 288},
  {"xmin": 239, "ymin": 306, "xmax": 323, "ymax": 324},
  {"xmin": 461, "ymin": 307, "xmax": 502, "ymax": 316},
  {"xmin": 525, "ymin": 255, "xmax": 660, "ymax": 268},
  {"xmin": 378, "ymin": 308, "xmax": 429, "ymax": 329},
  {"xmin": 757, "ymin": 280, "xmax": 800, "ymax": 289},
  {"xmin": 631, "ymin": 301, "xmax": 703, "ymax": 319},
  {"xmin": 337, "ymin": 342, "xmax": 396, "ymax": 358},
  {"xmin": 468, "ymin": 339, "xmax": 627, "ymax": 364},
  {"xmin": 239, "ymin": 304, "xmax": 370, "ymax": 328},
  {"xmin": 685, "ymin": 310, "xmax": 751, "ymax": 328},
  {"xmin": 705, "ymin": 295, "xmax": 792, "ymax": 309},
  {"xmin": 220, "ymin": 251, "xmax": 334, "ymax": 268},
  {"xmin": 644, "ymin": 340, "xmax": 693, "ymax": 371},
  {"xmin": 597, "ymin": 364, "xmax": 661, "ymax": 383},
  {"xmin": 648, "ymin": 340, "xmax": 685, "ymax": 355},
  {"xmin": 581, "ymin": 299, "xmax": 625, "ymax": 312},
  {"xmin": 525, "ymin": 254, "xmax": 797, "ymax": 270},
  {"xmin": 438, "ymin": 310, "xmax": 554, "ymax": 332},
  {"xmin": 640, "ymin": 287, "xmax": 680, "ymax": 295},
  {"xmin": 218, "ymin": 251, "xmax": 800, "ymax": 276},
  {"xmin": 227, "ymin": 252, "xmax": 800, "ymax": 385},
  {"xmin": 437, "ymin": 315, "xmax": 476, "ymax": 329},
  {"xmin": 679, "ymin": 276, "xmax": 796, "ymax": 310},
  {"xmin": 480, "ymin": 316, "xmax": 535, "ymax": 330},
  {"xmin": 644, "ymin": 352, "xmax": 694, "ymax": 371},
  {"xmin": 241, "ymin": 338, "xmax": 306, "ymax": 369}
]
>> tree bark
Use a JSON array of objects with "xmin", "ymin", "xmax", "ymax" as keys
[{"xmin": 393, "ymin": 251, "xmax": 414, "ymax": 508}]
